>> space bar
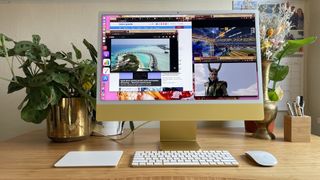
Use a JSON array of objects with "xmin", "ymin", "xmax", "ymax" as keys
[{"xmin": 163, "ymin": 162, "xmax": 200, "ymax": 166}]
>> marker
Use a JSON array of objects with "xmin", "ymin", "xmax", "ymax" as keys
[{"xmin": 297, "ymin": 96, "xmax": 305, "ymax": 116}]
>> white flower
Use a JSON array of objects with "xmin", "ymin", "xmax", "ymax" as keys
[{"xmin": 259, "ymin": 2, "xmax": 294, "ymax": 61}]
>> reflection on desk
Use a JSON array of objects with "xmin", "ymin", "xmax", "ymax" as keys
[{"xmin": 1, "ymin": 128, "xmax": 320, "ymax": 180}]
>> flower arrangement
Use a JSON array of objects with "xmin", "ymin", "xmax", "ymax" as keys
[
  {"xmin": 258, "ymin": 2, "xmax": 316, "ymax": 101},
  {"xmin": 259, "ymin": 3, "xmax": 293, "ymax": 61}
]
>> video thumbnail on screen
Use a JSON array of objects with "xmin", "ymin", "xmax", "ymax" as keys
[
  {"xmin": 193, "ymin": 27, "xmax": 257, "ymax": 62},
  {"xmin": 194, "ymin": 63, "xmax": 258, "ymax": 98},
  {"xmin": 111, "ymin": 38, "xmax": 171, "ymax": 72}
]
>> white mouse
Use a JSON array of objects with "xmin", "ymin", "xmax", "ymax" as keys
[{"xmin": 245, "ymin": 151, "xmax": 278, "ymax": 167}]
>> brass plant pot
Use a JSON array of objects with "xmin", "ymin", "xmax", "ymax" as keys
[
  {"xmin": 253, "ymin": 100, "xmax": 277, "ymax": 140},
  {"xmin": 47, "ymin": 97, "xmax": 92, "ymax": 142},
  {"xmin": 253, "ymin": 60, "xmax": 277, "ymax": 140}
]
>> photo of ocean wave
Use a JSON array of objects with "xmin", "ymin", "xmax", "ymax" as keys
[{"xmin": 110, "ymin": 39, "xmax": 170, "ymax": 72}]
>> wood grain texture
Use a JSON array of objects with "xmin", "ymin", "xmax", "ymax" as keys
[
  {"xmin": 284, "ymin": 115, "xmax": 311, "ymax": 142},
  {"xmin": 1, "ymin": 128, "xmax": 320, "ymax": 180}
]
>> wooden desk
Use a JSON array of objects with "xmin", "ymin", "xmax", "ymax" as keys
[{"xmin": 1, "ymin": 128, "xmax": 320, "ymax": 180}]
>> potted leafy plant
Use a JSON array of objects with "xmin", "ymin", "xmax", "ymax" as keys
[{"xmin": 0, "ymin": 34, "xmax": 97, "ymax": 141}]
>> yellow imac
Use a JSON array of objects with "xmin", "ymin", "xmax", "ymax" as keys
[{"xmin": 97, "ymin": 11, "xmax": 264, "ymax": 150}]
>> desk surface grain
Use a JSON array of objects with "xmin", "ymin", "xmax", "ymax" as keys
[{"xmin": 1, "ymin": 128, "xmax": 320, "ymax": 180}]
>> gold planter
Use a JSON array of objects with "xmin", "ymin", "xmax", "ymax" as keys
[
  {"xmin": 253, "ymin": 100, "xmax": 277, "ymax": 140},
  {"xmin": 47, "ymin": 97, "xmax": 92, "ymax": 142},
  {"xmin": 253, "ymin": 60, "xmax": 277, "ymax": 140}
]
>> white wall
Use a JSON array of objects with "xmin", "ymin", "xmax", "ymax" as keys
[
  {"xmin": 307, "ymin": 0, "xmax": 320, "ymax": 135},
  {"xmin": 0, "ymin": 0, "xmax": 233, "ymax": 141}
]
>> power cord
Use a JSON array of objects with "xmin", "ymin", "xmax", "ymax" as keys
[{"xmin": 92, "ymin": 121, "xmax": 151, "ymax": 141}]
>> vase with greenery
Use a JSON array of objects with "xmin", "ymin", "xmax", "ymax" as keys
[
  {"xmin": 247, "ymin": 3, "xmax": 317, "ymax": 139},
  {"xmin": 0, "ymin": 34, "xmax": 97, "ymax": 141}
]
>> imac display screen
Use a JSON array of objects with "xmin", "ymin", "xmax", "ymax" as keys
[{"xmin": 99, "ymin": 13, "xmax": 260, "ymax": 101}]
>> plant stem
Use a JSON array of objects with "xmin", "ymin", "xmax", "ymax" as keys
[
  {"xmin": 11, "ymin": 56, "xmax": 14, "ymax": 69},
  {"xmin": 17, "ymin": 56, "xmax": 34, "ymax": 75},
  {"xmin": 62, "ymin": 58, "xmax": 79, "ymax": 66},
  {"xmin": 1, "ymin": 36, "xmax": 17, "ymax": 82},
  {"xmin": 272, "ymin": 57, "xmax": 282, "ymax": 91},
  {"xmin": 34, "ymin": 67, "xmax": 40, "ymax": 75},
  {"xmin": 18, "ymin": 96, "xmax": 28, "ymax": 110},
  {"xmin": 32, "ymin": 63, "xmax": 38, "ymax": 75},
  {"xmin": 272, "ymin": 81, "xmax": 277, "ymax": 90},
  {"xmin": 15, "ymin": 56, "xmax": 23, "ymax": 66},
  {"xmin": 0, "ymin": 76, "xmax": 14, "ymax": 82},
  {"xmin": 43, "ymin": 58, "xmax": 47, "ymax": 70}
]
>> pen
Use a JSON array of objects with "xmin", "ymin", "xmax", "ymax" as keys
[
  {"xmin": 286, "ymin": 102, "xmax": 294, "ymax": 116},
  {"xmin": 293, "ymin": 101, "xmax": 301, "ymax": 116}
]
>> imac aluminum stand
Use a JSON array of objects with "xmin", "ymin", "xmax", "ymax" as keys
[{"xmin": 159, "ymin": 121, "xmax": 200, "ymax": 150}]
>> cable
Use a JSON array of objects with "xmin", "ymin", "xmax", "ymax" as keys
[{"xmin": 92, "ymin": 121, "xmax": 151, "ymax": 141}]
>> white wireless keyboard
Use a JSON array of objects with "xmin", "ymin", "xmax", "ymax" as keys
[{"xmin": 131, "ymin": 150, "xmax": 239, "ymax": 167}]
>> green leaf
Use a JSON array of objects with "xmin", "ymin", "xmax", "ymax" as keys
[
  {"xmin": 7, "ymin": 49, "xmax": 15, "ymax": 56},
  {"xmin": 0, "ymin": 48, "xmax": 14, "ymax": 57},
  {"xmin": 20, "ymin": 59, "xmax": 33, "ymax": 75},
  {"xmin": 57, "ymin": 86, "xmax": 70, "ymax": 97},
  {"xmin": 51, "ymin": 72, "xmax": 70, "ymax": 87},
  {"xmin": 51, "ymin": 86, "xmax": 63, "ymax": 105},
  {"xmin": 268, "ymin": 89, "xmax": 279, "ymax": 102},
  {"xmin": 21, "ymin": 102, "xmax": 49, "ymax": 124},
  {"xmin": 0, "ymin": 33, "xmax": 13, "ymax": 42},
  {"xmin": 49, "ymin": 63, "xmax": 69, "ymax": 73},
  {"xmin": 8, "ymin": 81, "xmax": 24, "ymax": 94},
  {"xmin": 32, "ymin": 35, "xmax": 41, "ymax": 45},
  {"xmin": 0, "ymin": 34, "xmax": 4, "ymax": 45},
  {"xmin": 90, "ymin": 83, "xmax": 97, "ymax": 98},
  {"xmin": 275, "ymin": 36, "xmax": 317, "ymax": 61},
  {"xmin": 28, "ymin": 73, "xmax": 52, "ymax": 87},
  {"xmin": 28, "ymin": 87, "xmax": 51, "ymax": 110},
  {"xmin": 88, "ymin": 96, "xmax": 96, "ymax": 110},
  {"xmin": 53, "ymin": 51, "xmax": 78, "ymax": 65},
  {"xmin": 69, "ymin": 78, "xmax": 95, "ymax": 108},
  {"xmin": 13, "ymin": 41, "xmax": 33, "ymax": 56},
  {"xmin": 66, "ymin": 52, "xmax": 72, "ymax": 60},
  {"xmin": 83, "ymin": 39, "xmax": 97, "ymax": 63},
  {"xmin": 7, "ymin": 76, "xmax": 27, "ymax": 94},
  {"xmin": 269, "ymin": 63, "xmax": 289, "ymax": 82},
  {"xmin": 39, "ymin": 44, "xmax": 50, "ymax": 57},
  {"xmin": 0, "ymin": 45, "xmax": 4, "ymax": 57},
  {"xmin": 28, "ymin": 86, "xmax": 57, "ymax": 110},
  {"xmin": 52, "ymin": 52, "xmax": 65, "ymax": 59},
  {"xmin": 25, "ymin": 49, "xmax": 41, "ymax": 62},
  {"xmin": 72, "ymin": 43, "xmax": 82, "ymax": 59}
]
